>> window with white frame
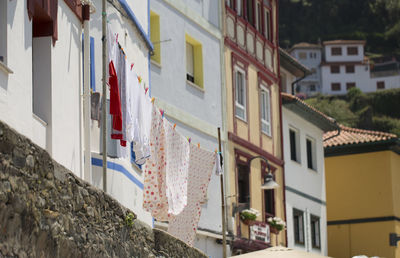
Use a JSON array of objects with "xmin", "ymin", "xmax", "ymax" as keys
[
  {"xmin": 260, "ymin": 86, "xmax": 271, "ymax": 136},
  {"xmin": 255, "ymin": 0, "xmax": 262, "ymax": 32},
  {"xmin": 289, "ymin": 127, "xmax": 300, "ymax": 163},
  {"xmin": 236, "ymin": 0, "xmax": 243, "ymax": 16},
  {"xmin": 264, "ymin": 8, "xmax": 271, "ymax": 41},
  {"xmin": 311, "ymin": 215, "xmax": 321, "ymax": 249},
  {"xmin": 293, "ymin": 208, "xmax": 305, "ymax": 245},
  {"xmin": 235, "ymin": 67, "xmax": 246, "ymax": 121},
  {"xmin": 186, "ymin": 42, "xmax": 194, "ymax": 83},
  {"xmin": 0, "ymin": 0, "xmax": 7, "ymax": 64},
  {"xmin": 306, "ymin": 137, "xmax": 317, "ymax": 170}
]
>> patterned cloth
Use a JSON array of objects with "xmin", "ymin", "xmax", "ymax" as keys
[{"xmin": 168, "ymin": 143, "xmax": 217, "ymax": 245}]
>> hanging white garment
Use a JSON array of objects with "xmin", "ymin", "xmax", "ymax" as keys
[
  {"xmin": 163, "ymin": 120, "xmax": 190, "ymax": 216},
  {"xmin": 167, "ymin": 144, "xmax": 217, "ymax": 245}
]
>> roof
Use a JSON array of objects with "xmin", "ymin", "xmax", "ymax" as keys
[
  {"xmin": 281, "ymin": 93, "xmax": 339, "ymax": 132},
  {"xmin": 324, "ymin": 125, "xmax": 398, "ymax": 148},
  {"xmin": 323, "ymin": 40, "xmax": 366, "ymax": 46},
  {"xmin": 233, "ymin": 246, "xmax": 331, "ymax": 258},
  {"xmin": 279, "ymin": 48, "xmax": 312, "ymax": 77},
  {"xmin": 290, "ymin": 42, "xmax": 322, "ymax": 51}
]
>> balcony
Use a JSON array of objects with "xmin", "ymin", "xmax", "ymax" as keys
[{"xmin": 225, "ymin": 5, "xmax": 275, "ymax": 75}]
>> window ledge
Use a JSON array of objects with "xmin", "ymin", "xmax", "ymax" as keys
[
  {"xmin": 291, "ymin": 160, "xmax": 302, "ymax": 166},
  {"xmin": 308, "ymin": 168, "xmax": 318, "ymax": 173},
  {"xmin": 150, "ymin": 59, "xmax": 161, "ymax": 69},
  {"xmin": 235, "ymin": 115, "xmax": 247, "ymax": 123},
  {"xmin": 261, "ymin": 130, "xmax": 272, "ymax": 138},
  {"xmin": 33, "ymin": 113, "xmax": 48, "ymax": 126},
  {"xmin": 0, "ymin": 61, "xmax": 13, "ymax": 75},
  {"xmin": 186, "ymin": 80, "xmax": 204, "ymax": 92}
]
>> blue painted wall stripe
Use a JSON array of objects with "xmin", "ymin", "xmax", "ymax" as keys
[
  {"xmin": 91, "ymin": 157, "xmax": 144, "ymax": 189},
  {"xmin": 118, "ymin": 0, "xmax": 154, "ymax": 52}
]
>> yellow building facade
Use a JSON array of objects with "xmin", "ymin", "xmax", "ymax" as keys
[
  {"xmin": 223, "ymin": 0, "xmax": 285, "ymax": 254},
  {"xmin": 324, "ymin": 126, "xmax": 400, "ymax": 258}
]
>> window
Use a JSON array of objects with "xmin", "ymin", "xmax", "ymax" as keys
[
  {"xmin": 309, "ymin": 52, "xmax": 316, "ymax": 59},
  {"xmin": 264, "ymin": 189, "xmax": 275, "ymax": 217},
  {"xmin": 150, "ymin": 11, "xmax": 161, "ymax": 64},
  {"xmin": 289, "ymin": 128, "xmax": 300, "ymax": 162},
  {"xmin": 255, "ymin": 1, "xmax": 262, "ymax": 32},
  {"xmin": 264, "ymin": 8, "xmax": 271, "ymax": 41},
  {"xmin": 331, "ymin": 83, "xmax": 341, "ymax": 91},
  {"xmin": 293, "ymin": 209, "xmax": 305, "ymax": 245},
  {"xmin": 330, "ymin": 65, "xmax": 340, "ymax": 74},
  {"xmin": 235, "ymin": 68, "xmax": 246, "ymax": 120},
  {"xmin": 346, "ymin": 82, "xmax": 356, "ymax": 90},
  {"xmin": 185, "ymin": 34, "xmax": 203, "ymax": 88},
  {"xmin": 309, "ymin": 85, "xmax": 316, "ymax": 91},
  {"xmin": 246, "ymin": 0, "xmax": 254, "ymax": 25},
  {"xmin": 236, "ymin": 0, "xmax": 243, "ymax": 16},
  {"xmin": 260, "ymin": 87, "xmax": 271, "ymax": 135},
  {"xmin": 377, "ymin": 81, "xmax": 385, "ymax": 90},
  {"xmin": 306, "ymin": 137, "xmax": 316, "ymax": 170},
  {"xmin": 0, "ymin": 0, "xmax": 7, "ymax": 64},
  {"xmin": 298, "ymin": 52, "xmax": 307, "ymax": 60},
  {"xmin": 347, "ymin": 46, "xmax": 358, "ymax": 55},
  {"xmin": 226, "ymin": 0, "xmax": 234, "ymax": 9},
  {"xmin": 237, "ymin": 164, "xmax": 250, "ymax": 205},
  {"xmin": 311, "ymin": 68, "xmax": 316, "ymax": 74},
  {"xmin": 331, "ymin": 47, "xmax": 342, "ymax": 56},
  {"xmin": 345, "ymin": 64, "xmax": 355, "ymax": 73},
  {"xmin": 311, "ymin": 215, "xmax": 321, "ymax": 249}
]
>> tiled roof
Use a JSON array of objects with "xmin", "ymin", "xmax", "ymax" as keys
[
  {"xmin": 323, "ymin": 40, "xmax": 366, "ymax": 46},
  {"xmin": 323, "ymin": 125, "xmax": 397, "ymax": 148}
]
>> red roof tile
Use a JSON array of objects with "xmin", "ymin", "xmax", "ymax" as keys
[{"xmin": 323, "ymin": 125, "xmax": 397, "ymax": 148}]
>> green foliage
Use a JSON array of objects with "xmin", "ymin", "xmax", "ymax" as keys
[
  {"xmin": 240, "ymin": 211, "xmax": 257, "ymax": 221},
  {"xmin": 125, "ymin": 213, "xmax": 136, "ymax": 227},
  {"xmin": 279, "ymin": 0, "xmax": 400, "ymax": 54},
  {"xmin": 305, "ymin": 89, "xmax": 400, "ymax": 136}
]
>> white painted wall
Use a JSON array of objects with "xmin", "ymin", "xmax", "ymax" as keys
[
  {"xmin": 370, "ymin": 74, "xmax": 400, "ymax": 91},
  {"xmin": 290, "ymin": 48, "xmax": 322, "ymax": 94},
  {"xmin": 150, "ymin": 0, "xmax": 223, "ymax": 256},
  {"xmin": 324, "ymin": 44, "xmax": 364, "ymax": 63},
  {"xmin": 321, "ymin": 63, "xmax": 370, "ymax": 94},
  {"xmin": 282, "ymin": 107, "xmax": 328, "ymax": 255},
  {"xmin": 0, "ymin": 0, "xmax": 83, "ymax": 177}
]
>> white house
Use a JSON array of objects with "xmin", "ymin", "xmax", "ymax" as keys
[
  {"xmin": 148, "ymin": 0, "xmax": 226, "ymax": 257},
  {"xmin": 289, "ymin": 43, "xmax": 323, "ymax": 95},
  {"xmin": 320, "ymin": 40, "xmax": 370, "ymax": 95},
  {"xmin": 0, "ymin": 0, "xmax": 154, "ymax": 225},
  {"xmin": 369, "ymin": 55, "xmax": 400, "ymax": 91},
  {"xmin": 281, "ymin": 93, "xmax": 338, "ymax": 256}
]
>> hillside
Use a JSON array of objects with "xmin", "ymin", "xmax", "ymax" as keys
[
  {"xmin": 279, "ymin": 0, "xmax": 400, "ymax": 55},
  {"xmin": 304, "ymin": 88, "xmax": 400, "ymax": 136}
]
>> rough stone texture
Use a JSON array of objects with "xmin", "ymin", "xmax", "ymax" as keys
[{"xmin": 0, "ymin": 120, "xmax": 206, "ymax": 258}]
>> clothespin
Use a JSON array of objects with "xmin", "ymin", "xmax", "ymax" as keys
[
  {"xmin": 187, "ymin": 137, "xmax": 191, "ymax": 143},
  {"xmin": 197, "ymin": 143, "xmax": 200, "ymax": 148},
  {"xmin": 138, "ymin": 75, "xmax": 142, "ymax": 83},
  {"xmin": 131, "ymin": 63, "xmax": 134, "ymax": 70},
  {"xmin": 145, "ymin": 88, "xmax": 149, "ymax": 94},
  {"xmin": 151, "ymin": 97, "xmax": 155, "ymax": 103},
  {"xmin": 159, "ymin": 109, "xmax": 164, "ymax": 118},
  {"xmin": 214, "ymin": 149, "xmax": 218, "ymax": 153},
  {"xmin": 173, "ymin": 124, "xmax": 177, "ymax": 129},
  {"xmin": 116, "ymin": 33, "xmax": 118, "ymax": 43}
]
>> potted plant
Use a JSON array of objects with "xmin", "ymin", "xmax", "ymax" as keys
[
  {"xmin": 240, "ymin": 208, "xmax": 260, "ymax": 226},
  {"xmin": 267, "ymin": 217, "xmax": 286, "ymax": 234}
]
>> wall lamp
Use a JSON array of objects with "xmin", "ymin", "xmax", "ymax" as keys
[{"xmin": 247, "ymin": 156, "xmax": 279, "ymax": 190}]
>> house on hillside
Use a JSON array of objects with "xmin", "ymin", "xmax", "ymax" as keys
[
  {"xmin": 148, "ymin": 0, "xmax": 225, "ymax": 256},
  {"xmin": 370, "ymin": 55, "xmax": 400, "ymax": 91},
  {"xmin": 0, "ymin": 0, "xmax": 154, "ymax": 225},
  {"xmin": 224, "ymin": 0, "xmax": 286, "ymax": 254},
  {"xmin": 324, "ymin": 126, "xmax": 400, "ymax": 258},
  {"xmin": 289, "ymin": 43, "xmax": 323, "ymax": 96}
]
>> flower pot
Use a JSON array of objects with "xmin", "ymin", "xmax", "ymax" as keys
[
  {"xmin": 242, "ymin": 219, "xmax": 256, "ymax": 226},
  {"xmin": 270, "ymin": 226, "xmax": 279, "ymax": 234}
]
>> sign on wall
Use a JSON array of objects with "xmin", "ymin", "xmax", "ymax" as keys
[{"xmin": 250, "ymin": 223, "xmax": 270, "ymax": 243}]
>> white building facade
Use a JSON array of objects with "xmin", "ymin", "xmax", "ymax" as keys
[
  {"xmin": 289, "ymin": 43, "xmax": 323, "ymax": 96},
  {"xmin": 0, "ymin": 0, "xmax": 154, "ymax": 225},
  {"xmin": 149, "ymin": 0, "xmax": 226, "ymax": 257},
  {"xmin": 282, "ymin": 93, "xmax": 338, "ymax": 256}
]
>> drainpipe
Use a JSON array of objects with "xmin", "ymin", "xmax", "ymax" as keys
[
  {"xmin": 323, "ymin": 121, "xmax": 341, "ymax": 142},
  {"xmin": 291, "ymin": 74, "xmax": 306, "ymax": 96},
  {"xmin": 82, "ymin": 4, "xmax": 92, "ymax": 183}
]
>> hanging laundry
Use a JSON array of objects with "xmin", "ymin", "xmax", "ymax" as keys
[
  {"xmin": 164, "ymin": 121, "xmax": 190, "ymax": 216},
  {"xmin": 113, "ymin": 47, "xmax": 127, "ymax": 146},
  {"xmin": 167, "ymin": 143, "xmax": 217, "ymax": 245},
  {"xmin": 143, "ymin": 105, "xmax": 169, "ymax": 220}
]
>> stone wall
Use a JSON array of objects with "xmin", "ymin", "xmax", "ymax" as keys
[{"xmin": 0, "ymin": 120, "xmax": 206, "ymax": 258}]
